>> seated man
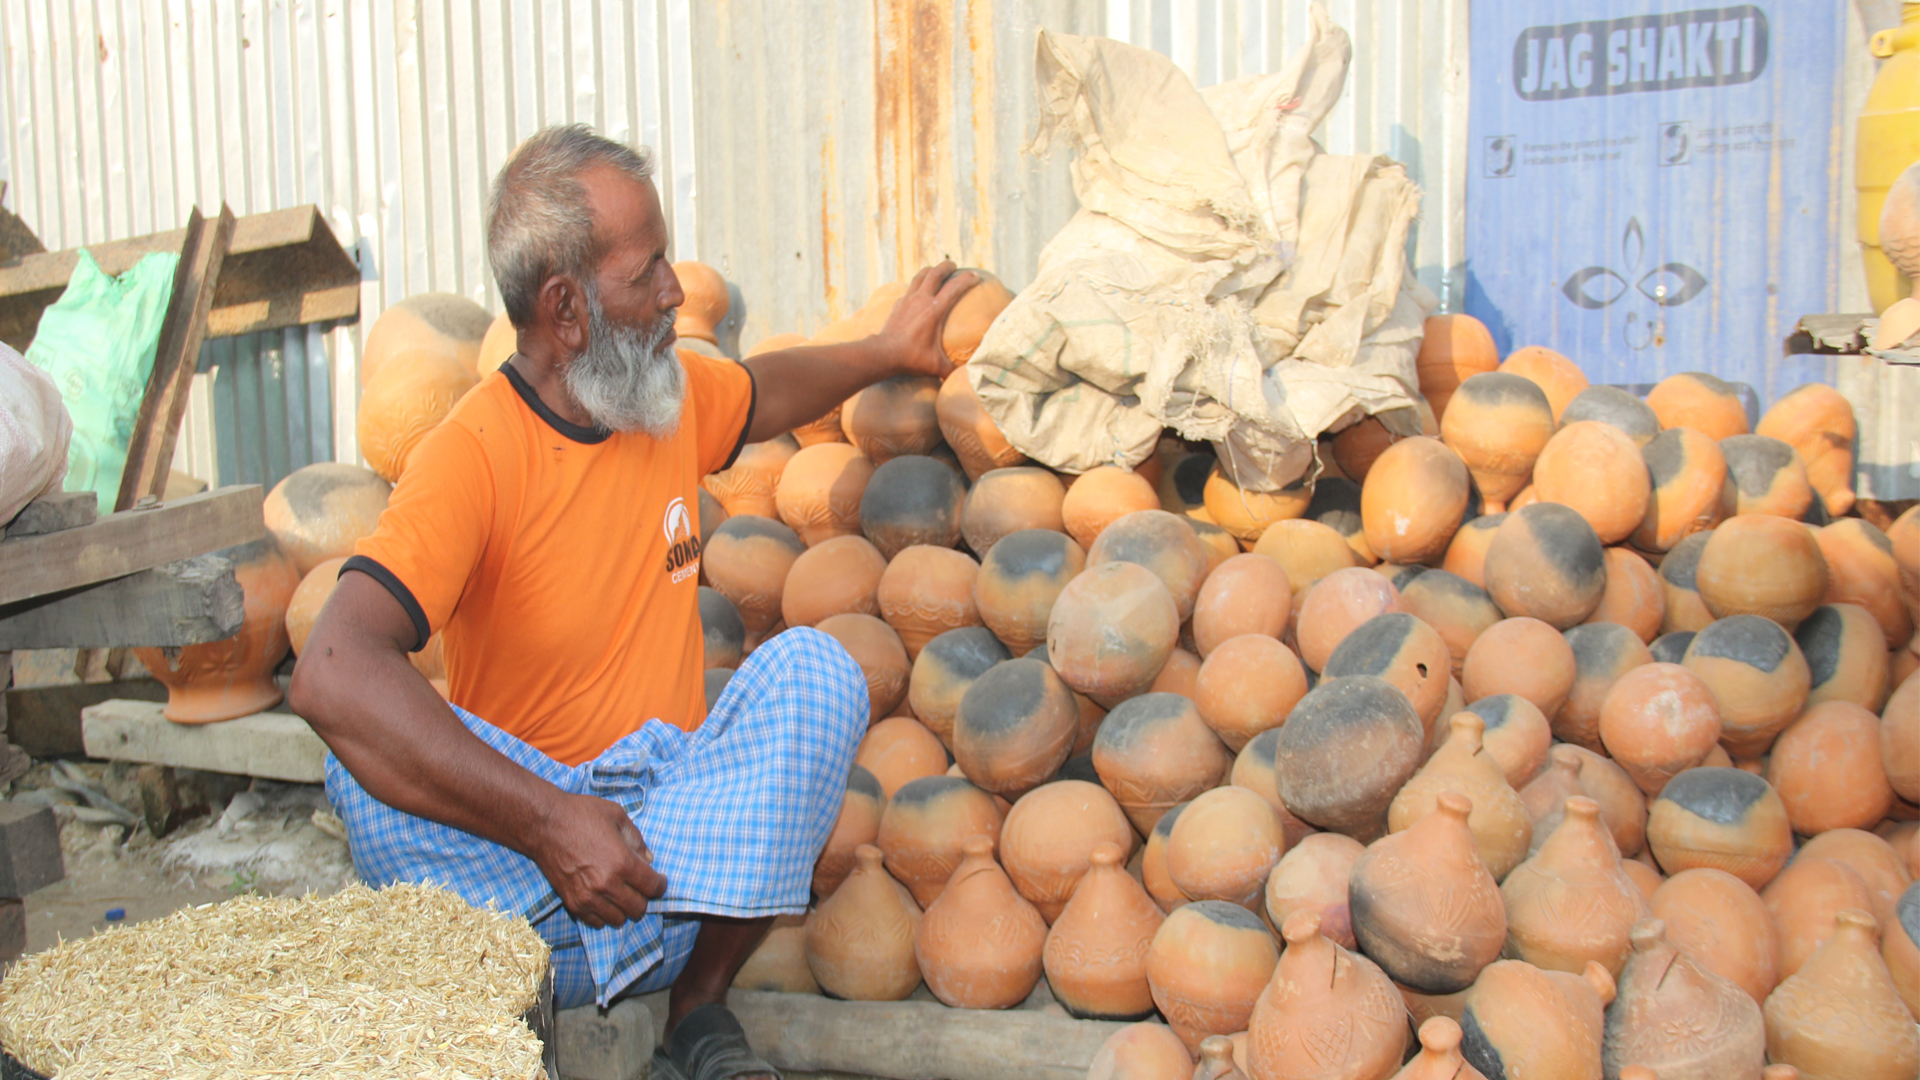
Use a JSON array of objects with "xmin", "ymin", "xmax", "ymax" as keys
[{"xmin": 291, "ymin": 124, "xmax": 977, "ymax": 1080}]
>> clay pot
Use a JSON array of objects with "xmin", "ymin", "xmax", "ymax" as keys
[
  {"xmin": 1763, "ymin": 909, "xmax": 1920, "ymax": 1080},
  {"xmin": 1441, "ymin": 513, "xmax": 1505, "ymax": 588},
  {"xmin": 1263, "ymin": 833, "xmax": 1364, "ymax": 953},
  {"xmin": 1756, "ymin": 384, "xmax": 1856, "ymax": 518},
  {"xmin": 815, "ymin": 766, "xmax": 888, "ymax": 898},
  {"xmin": 1354, "ymin": 791, "xmax": 1507, "ymax": 993},
  {"xmin": 1417, "ymin": 313, "xmax": 1501, "ymax": 423},
  {"xmin": 1086, "ymin": 1022, "xmax": 1194, "ymax": 1080},
  {"xmin": 1622, "ymin": 853, "xmax": 1665, "ymax": 902},
  {"xmin": 696, "ymin": 586, "xmax": 746, "ymax": 671},
  {"xmin": 1361, "ymin": 437, "xmax": 1471, "ymax": 565},
  {"xmin": 1322, "ymin": 612, "xmax": 1453, "ymax": 737},
  {"xmin": 1647, "ymin": 372, "xmax": 1749, "ymax": 439},
  {"xmin": 1046, "ymin": 561, "xmax": 1179, "ymax": 704},
  {"xmin": 1766, "ymin": 857, "xmax": 1878, "ymax": 981},
  {"xmin": 1245, "ymin": 910, "xmax": 1408, "ymax": 1080},
  {"xmin": 1650, "ymin": 867, "xmax": 1780, "ymax": 1005},
  {"xmin": 1816, "ymin": 520, "xmax": 1913, "ymax": 649},
  {"xmin": 960, "ymin": 467, "xmax": 1067, "ymax": 555},
  {"xmin": 703, "ymin": 515, "xmax": 805, "ymax": 638},
  {"xmin": 358, "ymin": 292, "xmax": 490, "ymax": 386},
  {"xmin": 876, "ymin": 775, "xmax": 1006, "ymax": 908},
  {"xmin": 1484, "ymin": 503, "xmax": 1610, "ymax": 629},
  {"xmin": 806, "ymin": 843, "xmax": 923, "ymax": 999},
  {"xmin": 1193, "ymin": 1035, "xmax": 1251, "ymax": 1080},
  {"xmin": 1768, "ymin": 701, "xmax": 1896, "ymax": 834},
  {"xmin": 937, "ymin": 368, "xmax": 1029, "ymax": 479},
  {"xmin": 1498, "ymin": 344, "xmax": 1589, "ymax": 421},
  {"xmin": 915, "ymin": 835, "xmax": 1047, "ymax": 1008},
  {"xmin": 953, "ymin": 658, "xmax": 1080, "ymax": 798},
  {"xmin": 1888, "ymin": 670, "xmax": 1920, "ymax": 804},
  {"xmin": 1398, "ymin": 570, "xmax": 1502, "ymax": 678},
  {"xmin": 1001, "ymin": 780, "xmax": 1136, "ymax": 924},
  {"xmin": 1393, "ymin": 1017, "xmax": 1487, "ymax": 1080},
  {"xmin": 1192, "ymin": 554, "xmax": 1292, "ymax": 658},
  {"xmin": 940, "ymin": 269, "xmax": 1013, "ymax": 362},
  {"xmin": 1502, "ymin": 796, "xmax": 1651, "ymax": 976},
  {"xmin": 1647, "ymin": 767, "xmax": 1792, "ymax": 890},
  {"xmin": 706, "ymin": 435, "xmax": 800, "ymax": 519},
  {"xmin": 775, "ymin": 442, "xmax": 877, "ymax": 547},
  {"xmin": 1149, "ymin": 901, "xmax": 1280, "ymax": 1053},
  {"xmin": 1090, "ymin": 510, "xmax": 1212, "ymax": 623},
  {"xmin": 1461, "ymin": 616, "xmax": 1578, "ymax": 719},
  {"xmin": 1559, "ymin": 621, "xmax": 1655, "ymax": 751},
  {"xmin": 1675, "ymin": 614, "xmax": 1810, "ymax": 757},
  {"xmin": 1459, "ymin": 959, "xmax": 1616, "ymax": 1080},
  {"xmin": 475, "ymin": 311, "xmax": 517, "ymax": 376},
  {"xmin": 1603, "ymin": 918, "xmax": 1766, "ymax": 1080},
  {"xmin": 851, "ymin": 455, "xmax": 965, "ymax": 560},
  {"xmin": 1658, "ymin": 532, "xmax": 1719, "ymax": 635},
  {"xmin": 842, "ymin": 375, "xmax": 943, "ymax": 464},
  {"xmin": 1194, "ymin": 635, "xmax": 1308, "ymax": 753},
  {"xmin": 262, "ymin": 463, "xmax": 392, "ymax": 576},
  {"xmin": 855, "ymin": 716, "xmax": 950, "ymax": 799},
  {"xmin": 1306, "ymin": 477, "xmax": 1377, "ymax": 567},
  {"xmin": 1156, "ymin": 446, "xmax": 1214, "ymax": 518},
  {"xmin": 1253, "ymin": 519, "xmax": 1361, "ymax": 634},
  {"xmin": 1562, "ymin": 385, "xmax": 1661, "ymax": 447},
  {"xmin": 732, "ymin": 914, "xmax": 818, "ymax": 993},
  {"xmin": 1719, "ymin": 434, "xmax": 1817, "ymax": 520},
  {"xmin": 1332, "ymin": 415, "xmax": 1401, "ymax": 483},
  {"xmin": 356, "ymin": 350, "xmax": 477, "ymax": 482},
  {"xmin": 1389, "ymin": 714, "xmax": 1534, "ymax": 880},
  {"xmin": 1274, "ymin": 675, "xmax": 1426, "ymax": 842},
  {"xmin": 1040, "ymin": 839, "xmax": 1165, "ymax": 1020},
  {"xmin": 1585, "ymin": 547, "xmax": 1666, "ymax": 643},
  {"xmin": 1188, "ymin": 520, "xmax": 1242, "ymax": 574},
  {"xmin": 1890, "ymin": 505, "xmax": 1920, "ymax": 598},
  {"xmin": 1520, "ymin": 744, "xmax": 1588, "ymax": 829},
  {"xmin": 1295, "ymin": 566, "xmax": 1405, "ymax": 673},
  {"xmin": 138, "ymin": 536, "xmax": 302, "ymax": 723},
  {"xmin": 780, "ymin": 535, "xmax": 887, "ymax": 630},
  {"xmin": 1166, "ymin": 787, "xmax": 1285, "ymax": 911},
  {"xmin": 1797, "ymin": 828, "xmax": 1910, "ymax": 930},
  {"xmin": 1094, "ymin": 693, "xmax": 1234, "ymax": 835},
  {"xmin": 1635, "ymin": 426, "xmax": 1732, "ymax": 554},
  {"xmin": 285, "ymin": 557, "xmax": 347, "ymax": 657},
  {"xmin": 1568, "ymin": 746, "xmax": 1652, "ymax": 856},
  {"xmin": 879, "ymin": 546, "xmax": 984, "ymax": 660},
  {"xmin": 1142, "ymin": 803, "xmax": 1191, "ymax": 914},
  {"xmin": 973, "ymin": 528, "xmax": 1086, "ymax": 654},
  {"xmin": 1532, "ymin": 421, "xmax": 1655, "ymax": 545},
  {"xmin": 1650, "ymin": 630, "xmax": 1696, "ymax": 664},
  {"xmin": 1460, "ymin": 694, "xmax": 1553, "ymax": 789},
  {"xmin": 906, "ymin": 626, "xmax": 1010, "ymax": 749},
  {"xmin": 1026, "ymin": 641, "xmax": 1110, "ymax": 756},
  {"xmin": 817, "ymin": 612, "xmax": 910, "ymax": 723},
  {"xmin": 1202, "ymin": 468, "xmax": 1312, "ymax": 546},
  {"xmin": 1599, "ymin": 663, "xmax": 1724, "ymax": 797},
  {"xmin": 1439, "ymin": 372, "xmax": 1555, "ymax": 511},
  {"xmin": 1888, "ymin": 880, "xmax": 1920, "ymax": 1020},
  {"xmin": 1063, "ymin": 466, "xmax": 1162, "ymax": 550}
]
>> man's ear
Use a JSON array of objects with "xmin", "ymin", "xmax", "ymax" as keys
[{"xmin": 540, "ymin": 275, "xmax": 589, "ymax": 355}]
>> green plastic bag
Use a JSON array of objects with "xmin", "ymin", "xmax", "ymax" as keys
[{"xmin": 25, "ymin": 249, "xmax": 180, "ymax": 508}]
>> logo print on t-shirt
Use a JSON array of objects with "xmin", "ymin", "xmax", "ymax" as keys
[{"xmin": 662, "ymin": 496, "xmax": 701, "ymax": 584}]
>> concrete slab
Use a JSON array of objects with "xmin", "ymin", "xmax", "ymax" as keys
[
  {"xmin": 81, "ymin": 700, "xmax": 327, "ymax": 783},
  {"xmin": 557, "ymin": 996, "xmax": 654, "ymax": 1080}
]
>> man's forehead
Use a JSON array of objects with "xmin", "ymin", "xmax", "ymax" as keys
[{"xmin": 580, "ymin": 165, "xmax": 666, "ymax": 254}]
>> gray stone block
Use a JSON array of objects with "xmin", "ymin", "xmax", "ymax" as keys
[
  {"xmin": 0, "ymin": 802, "xmax": 63, "ymax": 897},
  {"xmin": 557, "ymin": 996, "xmax": 654, "ymax": 1080}
]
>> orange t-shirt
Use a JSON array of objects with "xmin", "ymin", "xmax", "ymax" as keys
[{"xmin": 346, "ymin": 351, "xmax": 754, "ymax": 766}]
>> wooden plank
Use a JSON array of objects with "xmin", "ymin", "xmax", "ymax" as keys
[
  {"xmin": 0, "ymin": 486, "xmax": 263, "ymax": 606},
  {"xmin": 1, "ymin": 491, "xmax": 98, "ymax": 541},
  {"xmin": 116, "ymin": 205, "xmax": 235, "ymax": 512},
  {"xmin": 0, "ymin": 555, "xmax": 242, "ymax": 650},
  {"xmin": 6, "ymin": 679, "xmax": 167, "ymax": 757},
  {"xmin": 81, "ymin": 699, "xmax": 327, "ymax": 784}
]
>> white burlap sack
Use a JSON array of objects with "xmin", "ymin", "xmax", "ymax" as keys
[
  {"xmin": 970, "ymin": 3, "xmax": 1434, "ymax": 492},
  {"xmin": 0, "ymin": 340, "xmax": 72, "ymax": 525}
]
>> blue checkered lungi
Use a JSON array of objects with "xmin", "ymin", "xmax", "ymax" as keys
[{"xmin": 324, "ymin": 626, "xmax": 868, "ymax": 1009}]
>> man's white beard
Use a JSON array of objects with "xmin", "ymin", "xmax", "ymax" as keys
[{"xmin": 567, "ymin": 288, "xmax": 685, "ymax": 437}]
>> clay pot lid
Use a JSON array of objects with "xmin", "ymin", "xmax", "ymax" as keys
[{"xmin": 671, "ymin": 260, "xmax": 730, "ymax": 343}]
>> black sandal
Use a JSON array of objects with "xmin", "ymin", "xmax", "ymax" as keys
[{"xmin": 651, "ymin": 1002, "xmax": 781, "ymax": 1080}]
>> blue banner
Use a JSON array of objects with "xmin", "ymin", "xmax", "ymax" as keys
[{"xmin": 1465, "ymin": 2, "xmax": 1846, "ymax": 404}]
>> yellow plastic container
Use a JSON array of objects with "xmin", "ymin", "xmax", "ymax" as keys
[{"xmin": 1860, "ymin": 3, "xmax": 1920, "ymax": 312}]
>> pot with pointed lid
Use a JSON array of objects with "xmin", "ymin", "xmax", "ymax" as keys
[
  {"xmin": 1245, "ymin": 910, "xmax": 1408, "ymax": 1080},
  {"xmin": 1043, "ymin": 840, "xmax": 1165, "ymax": 1020},
  {"xmin": 1194, "ymin": 1035, "xmax": 1251, "ymax": 1080},
  {"xmin": 805, "ymin": 844, "xmax": 923, "ymax": 1000},
  {"xmin": 1392, "ymin": 1017, "xmax": 1488, "ymax": 1080},
  {"xmin": 1763, "ymin": 909, "xmax": 1920, "ymax": 1080},
  {"xmin": 1148, "ymin": 900, "xmax": 1279, "ymax": 1052},
  {"xmin": 1602, "ymin": 918, "xmax": 1765, "ymax": 1080},
  {"xmin": 1387, "ymin": 715, "xmax": 1533, "ymax": 881},
  {"xmin": 914, "ymin": 835, "xmax": 1047, "ymax": 1009},
  {"xmin": 1458, "ymin": 958, "xmax": 1616, "ymax": 1080},
  {"xmin": 1502, "ymin": 796, "xmax": 1651, "ymax": 977},
  {"xmin": 1765, "ymin": 857, "xmax": 1879, "ymax": 980},
  {"xmin": 1352, "ymin": 791, "xmax": 1507, "ymax": 994},
  {"xmin": 1650, "ymin": 867, "xmax": 1780, "ymax": 1006}
]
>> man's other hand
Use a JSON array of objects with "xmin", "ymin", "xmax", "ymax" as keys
[
  {"xmin": 535, "ymin": 792, "xmax": 668, "ymax": 928},
  {"xmin": 874, "ymin": 260, "xmax": 979, "ymax": 380}
]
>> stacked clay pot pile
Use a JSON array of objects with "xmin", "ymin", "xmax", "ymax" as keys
[{"xmin": 713, "ymin": 300, "xmax": 1920, "ymax": 1080}]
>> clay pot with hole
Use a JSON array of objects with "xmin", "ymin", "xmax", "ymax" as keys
[
  {"xmin": 877, "ymin": 546, "xmax": 984, "ymax": 660},
  {"xmin": 1634, "ymin": 426, "xmax": 1731, "ymax": 554},
  {"xmin": 1062, "ymin": 466, "xmax": 1160, "ymax": 551},
  {"xmin": 1193, "ymin": 635, "xmax": 1307, "ymax": 752},
  {"xmin": 906, "ymin": 626, "xmax": 1010, "ymax": 749},
  {"xmin": 1398, "ymin": 570, "xmax": 1502, "ymax": 677},
  {"xmin": 1559, "ymin": 621, "xmax": 1654, "ymax": 751},
  {"xmin": 1147, "ymin": 901, "xmax": 1279, "ymax": 1053},
  {"xmin": 782, "ymin": 535, "xmax": 888, "ymax": 629},
  {"xmin": 1502, "ymin": 794, "xmax": 1651, "ymax": 976},
  {"xmin": 1361, "ymin": 437, "xmax": 1471, "ymax": 565},
  {"xmin": 1190, "ymin": 553, "xmax": 1292, "ymax": 657},
  {"xmin": 805, "ymin": 844, "xmax": 922, "ymax": 1000},
  {"xmin": 1042, "ymin": 840, "xmax": 1163, "ymax": 1020},
  {"xmin": 842, "ymin": 375, "xmax": 942, "ymax": 464},
  {"xmin": 1046, "ymin": 561, "xmax": 1179, "ymax": 704},
  {"xmin": 1816, "ymin": 519, "xmax": 1913, "ymax": 649},
  {"xmin": 1484, "ymin": 502, "xmax": 1610, "ymax": 629},
  {"xmin": 814, "ymin": 766, "xmax": 888, "ymax": 898},
  {"xmin": 777, "ymin": 442, "xmax": 877, "ymax": 547},
  {"xmin": 1388, "ymin": 713, "xmax": 1534, "ymax": 880},
  {"xmin": 1354, "ymin": 791, "xmax": 1508, "ymax": 993},
  {"xmin": 1274, "ymin": 675, "xmax": 1426, "ymax": 842},
  {"xmin": 1166, "ymin": 786, "xmax": 1286, "ymax": 911},
  {"xmin": 1441, "ymin": 513, "xmax": 1505, "ymax": 588},
  {"xmin": 1498, "ymin": 344, "xmax": 1589, "ymax": 420},
  {"xmin": 263, "ymin": 463, "xmax": 392, "ymax": 576},
  {"xmin": 817, "ymin": 612, "xmax": 910, "ymax": 723},
  {"xmin": 1757, "ymin": 382, "xmax": 1857, "ymax": 518},
  {"xmin": 1088, "ymin": 510, "xmax": 1211, "ymax": 623},
  {"xmin": 1562, "ymin": 385, "xmax": 1661, "ymax": 447},
  {"xmin": 706, "ymin": 436, "xmax": 799, "ymax": 519},
  {"xmin": 138, "ymin": 537, "xmax": 302, "ymax": 723},
  {"xmin": 1763, "ymin": 908, "xmax": 1920, "ymax": 1080},
  {"xmin": 1681, "ymin": 614, "xmax": 1811, "ymax": 756},
  {"xmin": 937, "ymin": 368, "xmax": 1029, "ymax": 479},
  {"xmin": 960, "ymin": 467, "xmax": 1066, "ymax": 556},
  {"xmin": 1650, "ymin": 866, "xmax": 1780, "ymax": 1004},
  {"xmin": 1461, "ymin": 616, "xmax": 1578, "ymax": 719},
  {"xmin": 1264, "ymin": 831, "xmax": 1365, "ymax": 951},
  {"xmin": 875, "ymin": 775, "xmax": 1005, "ymax": 908},
  {"xmin": 1658, "ymin": 531, "xmax": 1719, "ymax": 635},
  {"xmin": 973, "ymin": 528, "xmax": 1085, "ymax": 655},
  {"xmin": 1084, "ymin": 1022, "xmax": 1193, "ymax": 1080},
  {"xmin": 915, "ymin": 835, "xmax": 1047, "ymax": 1009},
  {"xmin": 1647, "ymin": 372, "xmax": 1749, "ymax": 439},
  {"xmin": 1294, "ymin": 566, "xmax": 1405, "ymax": 673},
  {"xmin": 1093, "ymin": 693, "xmax": 1233, "ymax": 835},
  {"xmin": 1768, "ymin": 700, "xmax": 1896, "ymax": 834},
  {"xmin": 1602, "ymin": 918, "xmax": 1766, "ymax": 1080},
  {"xmin": 1321, "ymin": 611, "xmax": 1453, "ymax": 738},
  {"xmin": 952, "ymin": 658, "xmax": 1080, "ymax": 798},
  {"xmin": 1244, "ymin": 911, "xmax": 1407, "ymax": 1080},
  {"xmin": 1202, "ymin": 468, "xmax": 1312, "ymax": 546},
  {"xmin": 858, "ymin": 455, "xmax": 967, "ymax": 560},
  {"xmin": 1584, "ymin": 546, "xmax": 1666, "ymax": 643},
  {"xmin": 1532, "ymin": 420, "xmax": 1654, "ymax": 544},
  {"xmin": 1599, "ymin": 662, "xmax": 1725, "ymax": 797},
  {"xmin": 1417, "ymin": 313, "xmax": 1500, "ymax": 423},
  {"xmin": 1000, "ymin": 779, "xmax": 1135, "ymax": 924},
  {"xmin": 1439, "ymin": 372, "xmax": 1555, "ymax": 511},
  {"xmin": 1720, "ymin": 434, "xmax": 1816, "ymax": 520},
  {"xmin": 856, "ymin": 716, "xmax": 949, "ymax": 799},
  {"xmin": 1647, "ymin": 766, "xmax": 1792, "ymax": 890}
]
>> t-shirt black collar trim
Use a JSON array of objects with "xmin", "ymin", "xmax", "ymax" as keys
[{"xmin": 503, "ymin": 357, "xmax": 612, "ymax": 444}]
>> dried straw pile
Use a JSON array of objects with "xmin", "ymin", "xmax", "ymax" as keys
[{"xmin": 0, "ymin": 882, "xmax": 550, "ymax": 1080}]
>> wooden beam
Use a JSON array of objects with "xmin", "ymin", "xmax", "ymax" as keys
[
  {"xmin": 116, "ymin": 205, "xmax": 235, "ymax": 512},
  {"xmin": 0, "ymin": 555, "xmax": 242, "ymax": 650},
  {"xmin": 0, "ymin": 491, "xmax": 97, "ymax": 540},
  {"xmin": 6, "ymin": 679, "xmax": 167, "ymax": 758},
  {"xmin": 0, "ymin": 486, "xmax": 263, "ymax": 606}
]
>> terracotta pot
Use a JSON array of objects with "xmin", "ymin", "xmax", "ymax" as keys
[
  {"xmin": 696, "ymin": 586, "xmax": 746, "ymax": 671},
  {"xmin": 1816, "ymin": 521, "xmax": 1913, "ymax": 651},
  {"xmin": 1274, "ymin": 675, "xmax": 1426, "ymax": 842},
  {"xmin": 1041, "ymin": 840, "xmax": 1165, "ymax": 1020},
  {"xmin": 1046, "ymin": 561, "xmax": 1180, "ymax": 704},
  {"xmin": 1562, "ymin": 385, "xmax": 1661, "ymax": 447},
  {"xmin": 1148, "ymin": 901, "xmax": 1279, "ymax": 1052},
  {"xmin": 1063, "ymin": 466, "xmax": 1162, "ymax": 550},
  {"xmin": 805, "ymin": 843, "xmax": 922, "ymax": 999},
  {"xmin": 1192, "ymin": 554, "xmax": 1293, "ymax": 658},
  {"xmin": 1598, "ymin": 662, "xmax": 1724, "ymax": 797},
  {"xmin": 1388, "ymin": 712, "xmax": 1533, "ymax": 880},
  {"xmin": 875, "ymin": 774, "xmax": 1006, "ymax": 908},
  {"xmin": 1603, "ymin": 918, "xmax": 1766, "ymax": 1080},
  {"xmin": 262, "ymin": 463, "xmax": 392, "ymax": 576},
  {"xmin": 841, "ymin": 375, "xmax": 943, "ymax": 464},
  {"xmin": 1397, "ymin": 570, "xmax": 1502, "ymax": 679},
  {"xmin": 1650, "ymin": 866, "xmax": 1780, "ymax": 1005},
  {"xmin": 1223, "ymin": 730, "xmax": 1315, "ymax": 849},
  {"xmin": 1890, "ymin": 505, "xmax": 1919, "ymax": 597},
  {"xmin": 1458, "ymin": 958, "xmax": 1616, "ymax": 1080},
  {"xmin": 1520, "ymin": 744, "xmax": 1588, "ymax": 829},
  {"xmin": 1090, "ymin": 510, "xmax": 1213, "ymax": 623},
  {"xmin": 1650, "ymin": 630, "xmax": 1696, "ymax": 664},
  {"xmin": 938, "ymin": 367, "xmax": 1029, "ymax": 479},
  {"xmin": 138, "ymin": 536, "xmax": 301, "ymax": 723},
  {"xmin": 939, "ymin": 269, "xmax": 1012, "ymax": 362},
  {"xmin": 1461, "ymin": 616, "xmax": 1578, "ymax": 719},
  {"xmin": 774, "ymin": 442, "xmax": 877, "ymax": 547},
  {"xmin": 1558, "ymin": 621, "xmax": 1654, "ymax": 751},
  {"xmin": 1439, "ymin": 372, "xmax": 1555, "ymax": 511},
  {"xmin": 1584, "ymin": 546, "xmax": 1666, "ymax": 644},
  {"xmin": 960, "ymin": 467, "xmax": 1067, "ymax": 555},
  {"xmin": 285, "ymin": 556, "xmax": 347, "ymax": 657},
  {"xmin": 1635, "ymin": 426, "xmax": 1732, "ymax": 554},
  {"xmin": 1719, "ymin": 434, "xmax": 1817, "ymax": 520},
  {"xmin": 1360, "ymin": 437, "xmax": 1471, "ymax": 565},
  {"xmin": 1658, "ymin": 532, "xmax": 1720, "ymax": 635},
  {"xmin": 1142, "ymin": 802, "xmax": 1192, "ymax": 914},
  {"xmin": 1001, "ymin": 779, "xmax": 1136, "ymax": 924},
  {"xmin": 1763, "ymin": 909, "xmax": 1920, "ymax": 1080},
  {"xmin": 852, "ymin": 455, "xmax": 965, "ymax": 560},
  {"xmin": 1202, "ymin": 468, "xmax": 1313, "ymax": 547},
  {"xmin": 914, "ymin": 835, "xmax": 1047, "ymax": 1008},
  {"xmin": 1887, "ymin": 879, "xmax": 1920, "ymax": 1020},
  {"xmin": 1155, "ymin": 444, "xmax": 1213, "ymax": 517},
  {"xmin": 1294, "ymin": 567, "xmax": 1405, "ymax": 673},
  {"xmin": 732, "ymin": 914, "xmax": 818, "ymax": 994},
  {"xmin": 1646, "ymin": 372, "xmax": 1749, "ymax": 440},
  {"xmin": 779, "ymin": 535, "xmax": 886, "ymax": 630},
  {"xmin": 1354, "ymin": 791, "xmax": 1507, "ymax": 993},
  {"xmin": 357, "ymin": 292, "xmax": 490, "ymax": 386},
  {"xmin": 816, "ymin": 612, "xmax": 909, "ymax": 723},
  {"xmin": 1646, "ymin": 766, "xmax": 1792, "ymax": 891},
  {"xmin": 705, "ymin": 436, "xmax": 799, "ymax": 519},
  {"xmin": 879, "ymin": 546, "xmax": 985, "ymax": 660},
  {"xmin": 1417, "ymin": 313, "xmax": 1501, "ymax": 424},
  {"xmin": 475, "ymin": 310, "xmax": 517, "ymax": 376},
  {"xmin": 1673, "ymin": 614, "xmax": 1808, "ymax": 758},
  {"xmin": 1151, "ymin": 646, "xmax": 1203, "ymax": 698},
  {"xmin": 1699, "ymin": 517, "xmax": 1832, "ymax": 634},
  {"xmin": 1484, "ymin": 503, "xmax": 1610, "ymax": 629},
  {"xmin": 1265, "ymin": 832, "xmax": 1365, "ymax": 953},
  {"xmin": 1245, "ymin": 910, "xmax": 1408, "ymax": 1080},
  {"xmin": 1756, "ymin": 384, "xmax": 1856, "ymax": 517},
  {"xmin": 1796, "ymin": 828, "xmax": 1910, "ymax": 933},
  {"xmin": 1393, "ymin": 1017, "xmax": 1487, "ymax": 1080},
  {"xmin": 855, "ymin": 715, "xmax": 949, "ymax": 799},
  {"xmin": 1564, "ymin": 746, "xmax": 1651, "ymax": 856},
  {"xmin": 1764, "ymin": 857, "xmax": 1877, "ymax": 980},
  {"xmin": 1026, "ymin": 641, "xmax": 1110, "ymax": 756},
  {"xmin": 702, "ymin": 515, "xmax": 805, "ymax": 638},
  {"xmin": 973, "ymin": 528, "xmax": 1086, "ymax": 655},
  {"xmin": 1086, "ymin": 1022, "xmax": 1195, "ymax": 1080},
  {"xmin": 1621, "ymin": 855, "xmax": 1665, "ymax": 903},
  {"xmin": 812, "ymin": 764, "xmax": 889, "ymax": 899},
  {"xmin": 1322, "ymin": 612, "xmax": 1453, "ymax": 738},
  {"xmin": 1457, "ymin": 694, "xmax": 1552, "ymax": 790},
  {"xmin": 1441, "ymin": 514, "xmax": 1505, "ymax": 589},
  {"xmin": 953, "ymin": 658, "xmax": 1081, "ymax": 798},
  {"xmin": 1887, "ymin": 670, "xmax": 1920, "ymax": 804},
  {"xmin": 355, "ymin": 349, "xmax": 478, "ymax": 482},
  {"xmin": 1094, "ymin": 693, "xmax": 1234, "ymax": 835},
  {"xmin": 1532, "ymin": 421, "xmax": 1654, "ymax": 545},
  {"xmin": 1768, "ymin": 701, "xmax": 1896, "ymax": 834},
  {"xmin": 1189, "ymin": 520, "xmax": 1242, "ymax": 574},
  {"xmin": 1305, "ymin": 476, "xmax": 1377, "ymax": 566},
  {"xmin": 1165, "ymin": 787, "xmax": 1285, "ymax": 912},
  {"xmin": 1502, "ymin": 796, "xmax": 1651, "ymax": 976},
  {"xmin": 1498, "ymin": 344, "xmax": 1589, "ymax": 421},
  {"xmin": 1194, "ymin": 635, "xmax": 1309, "ymax": 753},
  {"xmin": 1331, "ymin": 415, "xmax": 1402, "ymax": 484},
  {"xmin": 1193, "ymin": 1035, "xmax": 1251, "ymax": 1080},
  {"xmin": 906, "ymin": 626, "xmax": 1010, "ymax": 749}
]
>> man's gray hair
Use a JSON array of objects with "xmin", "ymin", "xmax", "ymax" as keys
[{"xmin": 486, "ymin": 124, "xmax": 656, "ymax": 327}]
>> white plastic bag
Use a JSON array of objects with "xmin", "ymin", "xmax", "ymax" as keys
[{"xmin": 0, "ymin": 340, "xmax": 74, "ymax": 525}]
